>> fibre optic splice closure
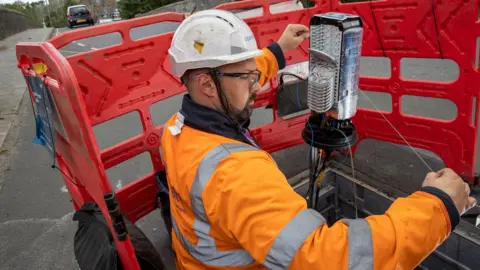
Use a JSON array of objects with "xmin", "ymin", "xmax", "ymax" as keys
[
  {"xmin": 303, "ymin": 12, "xmax": 363, "ymax": 209},
  {"xmin": 303, "ymin": 12, "xmax": 363, "ymax": 151}
]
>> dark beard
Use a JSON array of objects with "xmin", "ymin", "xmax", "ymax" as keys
[{"xmin": 230, "ymin": 93, "xmax": 256, "ymax": 126}]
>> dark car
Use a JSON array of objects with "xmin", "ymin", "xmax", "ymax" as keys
[{"xmin": 67, "ymin": 5, "xmax": 94, "ymax": 28}]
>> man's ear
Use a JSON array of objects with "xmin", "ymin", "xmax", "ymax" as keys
[{"xmin": 197, "ymin": 74, "xmax": 216, "ymax": 97}]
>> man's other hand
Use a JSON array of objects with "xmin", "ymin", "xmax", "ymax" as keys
[
  {"xmin": 277, "ymin": 24, "xmax": 310, "ymax": 53},
  {"xmin": 422, "ymin": 168, "xmax": 477, "ymax": 215}
]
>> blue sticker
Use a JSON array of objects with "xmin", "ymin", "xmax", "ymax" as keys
[
  {"xmin": 26, "ymin": 76, "xmax": 66, "ymax": 158},
  {"xmin": 244, "ymin": 35, "xmax": 254, "ymax": 42}
]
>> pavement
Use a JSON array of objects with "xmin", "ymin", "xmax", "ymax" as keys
[
  {"xmin": 0, "ymin": 19, "xmax": 476, "ymax": 270},
  {"xmin": 0, "ymin": 28, "xmax": 53, "ymax": 151}
]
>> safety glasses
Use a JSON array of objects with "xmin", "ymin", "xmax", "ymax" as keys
[
  {"xmin": 214, "ymin": 70, "xmax": 262, "ymax": 90},
  {"xmin": 191, "ymin": 69, "xmax": 262, "ymax": 90}
]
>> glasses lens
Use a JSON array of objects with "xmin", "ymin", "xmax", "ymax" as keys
[{"xmin": 249, "ymin": 73, "xmax": 261, "ymax": 89}]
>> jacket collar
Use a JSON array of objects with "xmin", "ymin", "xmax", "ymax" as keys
[{"xmin": 179, "ymin": 94, "xmax": 258, "ymax": 147}]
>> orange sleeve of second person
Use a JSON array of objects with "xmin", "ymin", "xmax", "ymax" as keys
[{"xmin": 204, "ymin": 152, "xmax": 453, "ymax": 269}]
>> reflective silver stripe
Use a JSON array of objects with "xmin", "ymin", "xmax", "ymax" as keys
[
  {"xmin": 190, "ymin": 143, "xmax": 257, "ymax": 222},
  {"xmin": 264, "ymin": 209, "xmax": 327, "ymax": 270},
  {"xmin": 171, "ymin": 215, "xmax": 255, "ymax": 266},
  {"xmin": 174, "ymin": 143, "xmax": 258, "ymax": 267},
  {"xmin": 343, "ymin": 219, "xmax": 373, "ymax": 270}
]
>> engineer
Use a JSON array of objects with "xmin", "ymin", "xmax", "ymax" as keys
[{"xmin": 160, "ymin": 9, "xmax": 477, "ymax": 269}]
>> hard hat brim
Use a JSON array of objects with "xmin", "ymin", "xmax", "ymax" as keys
[{"xmin": 214, "ymin": 49, "xmax": 264, "ymax": 66}]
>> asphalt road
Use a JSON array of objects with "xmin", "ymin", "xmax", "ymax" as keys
[
  {"xmin": 0, "ymin": 23, "xmax": 310, "ymax": 270},
  {"xmin": 0, "ymin": 21, "xmax": 472, "ymax": 270}
]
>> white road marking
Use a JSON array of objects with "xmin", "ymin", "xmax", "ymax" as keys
[
  {"xmin": 1, "ymin": 217, "xmax": 57, "ymax": 227},
  {"xmin": 76, "ymin": 43, "xmax": 86, "ymax": 47},
  {"xmin": 91, "ymin": 47, "xmax": 99, "ymax": 50},
  {"xmin": 60, "ymin": 185, "xmax": 68, "ymax": 193},
  {"xmin": 0, "ymin": 212, "xmax": 75, "ymax": 268},
  {"xmin": 59, "ymin": 49, "xmax": 84, "ymax": 54},
  {"xmin": 116, "ymin": 180, "xmax": 123, "ymax": 190}
]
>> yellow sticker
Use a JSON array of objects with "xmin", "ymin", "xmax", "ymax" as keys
[
  {"xmin": 32, "ymin": 63, "xmax": 48, "ymax": 74},
  {"xmin": 194, "ymin": 40, "xmax": 204, "ymax": 54}
]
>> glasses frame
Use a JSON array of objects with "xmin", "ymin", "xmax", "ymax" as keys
[{"xmin": 192, "ymin": 69, "xmax": 262, "ymax": 90}]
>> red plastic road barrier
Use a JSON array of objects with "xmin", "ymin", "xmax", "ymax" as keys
[
  {"xmin": 16, "ymin": 1, "xmax": 480, "ymax": 269},
  {"xmin": 16, "ymin": 42, "xmax": 141, "ymax": 269},
  {"xmin": 336, "ymin": 0, "xmax": 480, "ymax": 182}
]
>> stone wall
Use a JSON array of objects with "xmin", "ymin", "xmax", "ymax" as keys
[
  {"xmin": 136, "ymin": 0, "xmax": 234, "ymax": 17},
  {"xmin": 0, "ymin": 8, "xmax": 39, "ymax": 40}
]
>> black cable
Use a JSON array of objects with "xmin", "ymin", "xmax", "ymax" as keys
[
  {"xmin": 40, "ymin": 76, "xmax": 84, "ymax": 189},
  {"xmin": 27, "ymin": 74, "xmax": 43, "ymax": 145},
  {"xmin": 308, "ymin": 150, "xmax": 350, "ymax": 206},
  {"xmin": 277, "ymin": 72, "xmax": 308, "ymax": 100},
  {"xmin": 306, "ymin": 150, "xmax": 314, "ymax": 207},
  {"xmin": 26, "ymin": 69, "xmax": 38, "ymax": 117},
  {"xmin": 314, "ymin": 151, "xmax": 331, "ymax": 204},
  {"xmin": 278, "ymin": 71, "xmax": 318, "ymax": 205},
  {"xmin": 51, "ymin": 164, "xmax": 85, "ymax": 188},
  {"xmin": 189, "ymin": 4, "xmax": 197, "ymax": 15},
  {"xmin": 429, "ymin": 0, "xmax": 443, "ymax": 58},
  {"xmin": 40, "ymin": 75, "xmax": 56, "ymax": 164},
  {"xmin": 279, "ymin": 72, "xmax": 307, "ymax": 83},
  {"xmin": 314, "ymin": 151, "xmax": 321, "ymax": 175},
  {"xmin": 307, "ymin": 152, "xmax": 323, "ymax": 208},
  {"xmin": 277, "ymin": 72, "xmax": 309, "ymax": 118},
  {"xmin": 309, "ymin": 149, "xmax": 324, "ymax": 202},
  {"xmin": 369, "ymin": 0, "xmax": 386, "ymax": 57},
  {"xmin": 306, "ymin": 152, "xmax": 321, "ymax": 208},
  {"xmin": 28, "ymin": 93, "xmax": 37, "ymax": 118}
]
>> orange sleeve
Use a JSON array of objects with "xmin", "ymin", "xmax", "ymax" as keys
[
  {"xmin": 363, "ymin": 191, "xmax": 452, "ymax": 269},
  {"xmin": 204, "ymin": 154, "xmax": 453, "ymax": 269},
  {"xmin": 254, "ymin": 47, "xmax": 281, "ymax": 87}
]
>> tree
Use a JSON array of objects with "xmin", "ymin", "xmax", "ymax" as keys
[
  {"xmin": 0, "ymin": 1, "xmax": 43, "ymax": 26},
  {"xmin": 118, "ymin": 0, "xmax": 182, "ymax": 19},
  {"xmin": 64, "ymin": 0, "xmax": 79, "ymax": 11}
]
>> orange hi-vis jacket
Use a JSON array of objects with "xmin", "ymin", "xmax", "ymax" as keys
[{"xmin": 160, "ymin": 42, "xmax": 460, "ymax": 269}]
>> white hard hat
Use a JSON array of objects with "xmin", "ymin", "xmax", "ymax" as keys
[{"xmin": 168, "ymin": 9, "xmax": 264, "ymax": 78}]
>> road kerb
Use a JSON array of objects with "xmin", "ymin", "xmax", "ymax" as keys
[{"xmin": 0, "ymin": 28, "xmax": 54, "ymax": 150}]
